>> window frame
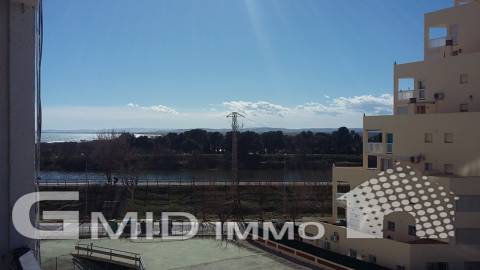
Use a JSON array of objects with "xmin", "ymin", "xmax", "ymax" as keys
[
  {"xmin": 408, "ymin": 225, "xmax": 416, "ymax": 236},
  {"xmin": 387, "ymin": 221, "xmax": 396, "ymax": 232},
  {"xmin": 416, "ymin": 105, "xmax": 426, "ymax": 114},
  {"xmin": 367, "ymin": 130, "xmax": 383, "ymax": 143},
  {"xmin": 367, "ymin": 155, "xmax": 378, "ymax": 169},
  {"xmin": 460, "ymin": 73, "xmax": 469, "ymax": 84},
  {"xmin": 424, "ymin": 133, "xmax": 433, "ymax": 143},
  {"xmin": 424, "ymin": 162, "xmax": 433, "ymax": 172},
  {"xmin": 444, "ymin": 133, "xmax": 454, "ymax": 143},
  {"xmin": 444, "ymin": 164, "xmax": 454, "ymax": 175}
]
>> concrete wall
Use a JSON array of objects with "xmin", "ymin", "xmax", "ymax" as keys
[
  {"xmin": 363, "ymin": 112, "xmax": 480, "ymax": 177},
  {"xmin": 424, "ymin": 1, "xmax": 480, "ymax": 60},
  {"xmin": 305, "ymin": 222, "xmax": 413, "ymax": 269},
  {"xmin": 0, "ymin": 0, "xmax": 10, "ymax": 261},
  {"xmin": 394, "ymin": 52, "xmax": 480, "ymax": 115},
  {"xmin": 305, "ymin": 222, "xmax": 480, "ymax": 270},
  {"xmin": 331, "ymin": 166, "xmax": 376, "ymax": 222},
  {"xmin": 0, "ymin": 0, "xmax": 38, "ymax": 266},
  {"xmin": 382, "ymin": 212, "xmax": 417, "ymax": 243}
]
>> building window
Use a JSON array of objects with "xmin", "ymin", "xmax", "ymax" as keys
[
  {"xmin": 419, "ymin": 89, "xmax": 426, "ymax": 100},
  {"xmin": 382, "ymin": 158, "xmax": 393, "ymax": 171},
  {"xmin": 460, "ymin": 73, "xmax": 469, "ymax": 84},
  {"xmin": 348, "ymin": 249, "xmax": 357, "ymax": 258},
  {"xmin": 367, "ymin": 130, "xmax": 382, "ymax": 143},
  {"xmin": 399, "ymin": 78, "xmax": 414, "ymax": 91},
  {"xmin": 460, "ymin": 103, "xmax": 469, "ymax": 112},
  {"xmin": 418, "ymin": 80, "xmax": 426, "ymax": 90},
  {"xmin": 386, "ymin": 133, "xmax": 393, "ymax": 153},
  {"xmin": 444, "ymin": 133, "xmax": 454, "ymax": 143},
  {"xmin": 444, "ymin": 164, "xmax": 454, "ymax": 175},
  {"xmin": 425, "ymin": 133, "xmax": 433, "ymax": 143},
  {"xmin": 427, "ymin": 262, "xmax": 449, "ymax": 270},
  {"xmin": 425, "ymin": 162, "xmax": 433, "ymax": 172},
  {"xmin": 428, "ymin": 27, "xmax": 447, "ymax": 48},
  {"xmin": 368, "ymin": 156, "xmax": 378, "ymax": 169},
  {"xmin": 387, "ymin": 221, "xmax": 395, "ymax": 231},
  {"xmin": 450, "ymin": 24, "xmax": 459, "ymax": 45},
  {"xmin": 416, "ymin": 105, "xmax": 426, "ymax": 114},
  {"xmin": 408, "ymin": 225, "xmax": 416, "ymax": 236},
  {"xmin": 397, "ymin": 106, "xmax": 408, "ymax": 115}
]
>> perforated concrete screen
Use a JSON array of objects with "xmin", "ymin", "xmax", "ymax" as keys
[{"xmin": 339, "ymin": 163, "xmax": 456, "ymax": 239}]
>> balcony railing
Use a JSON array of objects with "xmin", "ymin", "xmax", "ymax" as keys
[
  {"xmin": 398, "ymin": 90, "xmax": 414, "ymax": 100},
  {"xmin": 367, "ymin": 143, "xmax": 384, "ymax": 154},
  {"xmin": 386, "ymin": 143, "xmax": 393, "ymax": 154},
  {"xmin": 429, "ymin": 37, "xmax": 447, "ymax": 48}
]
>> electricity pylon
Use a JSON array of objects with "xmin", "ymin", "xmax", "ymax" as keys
[{"xmin": 226, "ymin": 112, "xmax": 244, "ymax": 219}]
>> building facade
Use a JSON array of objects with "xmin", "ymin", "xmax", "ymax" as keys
[{"xmin": 314, "ymin": 1, "xmax": 480, "ymax": 269}]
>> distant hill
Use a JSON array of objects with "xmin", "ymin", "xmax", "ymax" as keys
[{"xmin": 43, "ymin": 127, "xmax": 362, "ymax": 135}]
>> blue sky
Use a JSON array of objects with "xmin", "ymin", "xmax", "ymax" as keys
[{"xmin": 42, "ymin": 0, "xmax": 451, "ymax": 129}]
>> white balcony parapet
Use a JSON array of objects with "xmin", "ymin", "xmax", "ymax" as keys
[
  {"xmin": 368, "ymin": 143, "xmax": 384, "ymax": 154},
  {"xmin": 398, "ymin": 90, "xmax": 414, "ymax": 100},
  {"xmin": 386, "ymin": 143, "xmax": 393, "ymax": 154},
  {"xmin": 429, "ymin": 37, "xmax": 447, "ymax": 48}
]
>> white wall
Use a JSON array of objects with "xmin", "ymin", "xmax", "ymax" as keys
[{"xmin": 0, "ymin": 0, "xmax": 38, "ymax": 266}]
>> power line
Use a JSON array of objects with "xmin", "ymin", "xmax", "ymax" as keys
[{"xmin": 226, "ymin": 112, "xmax": 244, "ymax": 219}]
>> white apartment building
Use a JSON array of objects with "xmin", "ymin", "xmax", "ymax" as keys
[{"xmin": 308, "ymin": 1, "xmax": 480, "ymax": 269}]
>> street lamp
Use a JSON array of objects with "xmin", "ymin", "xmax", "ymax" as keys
[{"xmin": 80, "ymin": 153, "xmax": 88, "ymax": 219}]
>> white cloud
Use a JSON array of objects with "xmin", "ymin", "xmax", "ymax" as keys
[
  {"xmin": 127, "ymin": 103, "xmax": 178, "ymax": 114},
  {"xmin": 43, "ymin": 94, "xmax": 392, "ymax": 130},
  {"xmin": 222, "ymin": 94, "xmax": 392, "ymax": 117},
  {"xmin": 331, "ymin": 94, "xmax": 393, "ymax": 115},
  {"xmin": 295, "ymin": 102, "xmax": 342, "ymax": 115},
  {"xmin": 222, "ymin": 101, "xmax": 290, "ymax": 116}
]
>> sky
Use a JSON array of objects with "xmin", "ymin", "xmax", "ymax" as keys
[{"xmin": 42, "ymin": 0, "xmax": 452, "ymax": 130}]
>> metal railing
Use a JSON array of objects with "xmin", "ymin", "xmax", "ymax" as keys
[
  {"xmin": 74, "ymin": 243, "xmax": 145, "ymax": 270},
  {"xmin": 398, "ymin": 90, "xmax": 414, "ymax": 100},
  {"xmin": 36, "ymin": 179, "xmax": 334, "ymax": 187},
  {"xmin": 386, "ymin": 143, "xmax": 393, "ymax": 154},
  {"xmin": 429, "ymin": 37, "xmax": 447, "ymax": 48},
  {"xmin": 367, "ymin": 143, "xmax": 384, "ymax": 154}
]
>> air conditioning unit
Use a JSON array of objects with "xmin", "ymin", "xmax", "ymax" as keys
[
  {"xmin": 434, "ymin": 93, "xmax": 445, "ymax": 100},
  {"xmin": 409, "ymin": 98, "xmax": 417, "ymax": 104},
  {"xmin": 331, "ymin": 233, "xmax": 339, "ymax": 242}
]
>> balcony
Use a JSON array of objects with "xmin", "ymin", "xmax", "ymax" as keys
[
  {"xmin": 398, "ymin": 90, "xmax": 414, "ymax": 101},
  {"xmin": 367, "ymin": 143, "xmax": 384, "ymax": 154},
  {"xmin": 429, "ymin": 37, "xmax": 447, "ymax": 48}
]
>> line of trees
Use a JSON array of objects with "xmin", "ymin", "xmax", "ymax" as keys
[
  {"xmin": 113, "ymin": 127, "xmax": 362, "ymax": 155},
  {"xmin": 40, "ymin": 127, "xmax": 362, "ymax": 179}
]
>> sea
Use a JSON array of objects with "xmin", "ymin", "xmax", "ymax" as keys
[{"xmin": 41, "ymin": 132, "xmax": 159, "ymax": 143}]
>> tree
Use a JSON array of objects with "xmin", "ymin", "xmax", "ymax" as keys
[
  {"xmin": 91, "ymin": 131, "xmax": 129, "ymax": 182},
  {"xmin": 261, "ymin": 131, "xmax": 285, "ymax": 153},
  {"xmin": 184, "ymin": 129, "xmax": 210, "ymax": 152},
  {"xmin": 331, "ymin": 127, "xmax": 361, "ymax": 154}
]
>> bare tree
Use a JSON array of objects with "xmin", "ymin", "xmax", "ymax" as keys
[{"xmin": 91, "ymin": 130, "xmax": 128, "ymax": 183}]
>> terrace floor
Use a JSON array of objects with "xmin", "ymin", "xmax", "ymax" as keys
[{"xmin": 41, "ymin": 238, "xmax": 309, "ymax": 270}]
